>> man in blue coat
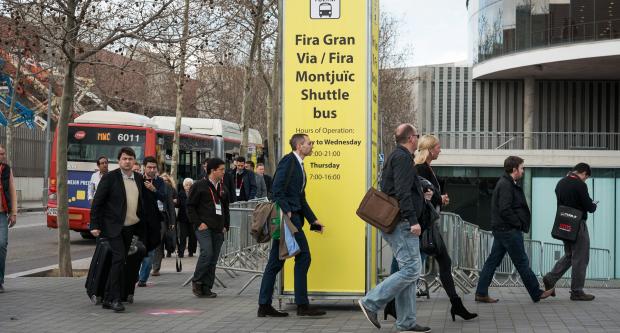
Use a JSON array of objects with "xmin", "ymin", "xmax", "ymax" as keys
[{"xmin": 257, "ymin": 133, "xmax": 326, "ymax": 317}]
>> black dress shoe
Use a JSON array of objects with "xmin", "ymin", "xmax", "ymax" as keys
[
  {"xmin": 102, "ymin": 300, "xmax": 125, "ymax": 312},
  {"xmin": 188, "ymin": 253, "xmax": 194, "ymax": 257},
  {"xmin": 297, "ymin": 304, "xmax": 326, "ymax": 316},
  {"xmin": 110, "ymin": 300, "xmax": 125, "ymax": 312},
  {"xmin": 202, "ymin": 290, "xmax": 217, "ymax": 298},
  {"xmin": 137, "ymin": 281, "xmax": 147, "ymax": 287},
  {"xmin": 191, "ymin": 281, "xmax": 203, "ymax": 297},
  {"xmin": 257, "ymin": 304, "xmax": 289, "ymax": 317}
]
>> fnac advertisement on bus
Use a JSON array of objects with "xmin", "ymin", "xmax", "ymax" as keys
[{"xmin": 281, "ymin": 0, "xmax": 378, "ymax": 295}]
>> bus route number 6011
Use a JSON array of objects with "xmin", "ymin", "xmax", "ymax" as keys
[{"xmin": 117, "ymin": 133, "xmax": 140, "ymax": 142}]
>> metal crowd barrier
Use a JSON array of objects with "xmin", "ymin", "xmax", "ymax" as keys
[
  {"xmin": 432, "ymin": 212, "xmax": 612, "ymax": 291},
  {"xmin": 182, "ymin": 199, "xmax": 272, "ymax": 294},
  {"xmin": 541, "ymin": 243, "xmax": 611, "ymax": 288}
]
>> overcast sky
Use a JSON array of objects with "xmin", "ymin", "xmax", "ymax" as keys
[{"xmin": 381, "ymin": 0, "xmax": 469, "ymax": 67}]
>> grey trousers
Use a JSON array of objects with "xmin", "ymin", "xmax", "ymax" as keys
[
  {"xmin": 545, "ymin": 221, "xmax": 590, "ymax": 292},
  {"xmin": 151, "ymin": 221, "xmax": 167, "ymax": 272}
]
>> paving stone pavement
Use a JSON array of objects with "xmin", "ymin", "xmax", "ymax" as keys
[{"xmin": 2, "ymin": 257, "xmax": 620, "ymax": 333}]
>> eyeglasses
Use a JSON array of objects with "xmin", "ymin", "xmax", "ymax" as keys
[{"xmin": 410, "ymin": 134, "xmax": 420, "ymax": 139}]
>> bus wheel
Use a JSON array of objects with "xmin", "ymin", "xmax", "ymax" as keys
[{"xmin": 80, "ymin": 231, "xmax": 95, "ymax": 240}]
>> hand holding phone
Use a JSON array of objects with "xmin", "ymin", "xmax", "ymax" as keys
[{"xmin": 310, "ymin": 221, "xmax": 324, "ymax": 233}]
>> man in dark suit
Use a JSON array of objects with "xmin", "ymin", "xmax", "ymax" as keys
[
  {"xmin": 257, "ymin": 133, "xmax": 326, "ymax": 318},
  {"xmin": 226, "ymin": 156, "xmax": 257, "ymax": 201},
  {"xmin": 90, "ymin": 147, "xmax": 151, "ymax": 312}
]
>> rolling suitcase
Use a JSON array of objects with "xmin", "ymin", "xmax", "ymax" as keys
[{"xmin": 85, "ymin": 237, "xmax": 112, "ymax": 304}]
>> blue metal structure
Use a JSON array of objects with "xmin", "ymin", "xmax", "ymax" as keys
[{"xmin": 0, "ymin": 59, "xmax": 36, "ymax": 129}]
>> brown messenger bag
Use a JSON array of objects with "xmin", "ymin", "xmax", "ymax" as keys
[{"xmin": 356, "ymin": 187, "xmax": 400, "ymax": 233}]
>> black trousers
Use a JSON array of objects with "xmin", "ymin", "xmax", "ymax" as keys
[
  {"xmin": 104, "ymin": 224, "xmax": 137, "ymax": 302},
  {"xmin": 178, "ymin": 222, "xmax": 197, "ymax": 255}
]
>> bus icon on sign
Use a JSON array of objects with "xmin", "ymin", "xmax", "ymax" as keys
[
  {"xmin": 311, "ymin": 0, "xmax": 340, "ymax": 19},
  {"xmin": 319, "ymin": 3, "xmax": 332, "ymax": 17}
]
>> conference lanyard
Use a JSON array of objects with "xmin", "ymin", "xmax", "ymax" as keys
[{"xmin": 208, "ymin": 184, "xmax": 223, "ymax": 216}]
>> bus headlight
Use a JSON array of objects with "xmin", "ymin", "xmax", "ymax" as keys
[{"xmin": 48, "ymin": 193, "xmax": 57, "ymax": 201}]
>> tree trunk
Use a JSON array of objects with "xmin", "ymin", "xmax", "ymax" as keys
[
  {"xmin": 170, "ymin": 0, "xmax": 190, "ymax": 183},
  {"xmin": 6, "ymin": 56, "xmax": 23, "ymax": 167},
  {"xmin": 57, "ymin": 0, "xmax": 78, "ymax": 277},
  {"xmin": 239, "ymin": 0, "xmax": 265, "ymax": 157},
  {"xmin": 57, "ymin": 59, "xmax": 76, "ymax": 277}
]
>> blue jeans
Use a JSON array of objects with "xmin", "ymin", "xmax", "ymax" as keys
[
  {"xmin": 258, "ymin": 213, "xmax": 311, "ymax": 305},
  {"xmin": 362, "ymin": 221, "xmax": 421, "ymax": 331},
  {"xmin": 476, "ymin": 229, "xmax": 543, "ymax": 302},
  {"xmin": 138, "ymin": 250, "xmax": 155, "ymax": 283},
  {"xmin": 0, "ymin": 214, "xmax": 7, "ymax": 285}
]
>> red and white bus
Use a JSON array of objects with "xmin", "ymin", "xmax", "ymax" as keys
[{"xmin": 47, "ymin": 111, "xmax": 263, "ymax": 238}]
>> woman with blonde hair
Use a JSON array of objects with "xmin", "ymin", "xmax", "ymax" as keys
[{"xmin": 415, "ymin": 135, "xmax": 477, "ymax": 321}]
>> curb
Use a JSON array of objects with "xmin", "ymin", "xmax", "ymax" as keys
[{"xmin": 19, "ymin": 206, "xmax": 46, "ymax": 213}]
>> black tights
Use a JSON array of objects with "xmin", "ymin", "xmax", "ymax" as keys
[{"xmin": 390, "ymin": 241, "xmax": 458, "ymax": 299}]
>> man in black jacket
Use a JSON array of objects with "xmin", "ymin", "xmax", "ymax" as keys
[
  {"xmin": 543, "ymin": 163, "xmax": 597, "ymax": 301},
  {"xmin": 475, "ymin": 156, "xmax": 554, "ymax": 303},
  {"xmin": 227, "ymin": 156, "xmax": 257, "ymax": 201},
  {"xmin": 90, "ymin": 147, "xmax": 150, "ymax": 312},
  {"xmin": 187, "ymin": 158, "xmax": 230, "ymax": 298},
  {"xmin": 358, "ymin": 124, "xmax": 431, "ymax": 333}
]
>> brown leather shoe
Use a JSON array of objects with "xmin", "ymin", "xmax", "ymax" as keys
[
  {"xmin": 151, "ymin": 270, "xmax": 160, "ymax": 276},
  {"xmin": 542, "ymin": 276, "xmax": 556, "ymax": 297},
  {"xmin": 475, "ymin": 294, "xmax": 499, "ymax": 303}
]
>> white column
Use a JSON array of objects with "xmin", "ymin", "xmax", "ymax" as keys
[{"xmin": 523, "ymin": 77, "xmax": 535, "ymax": 149}]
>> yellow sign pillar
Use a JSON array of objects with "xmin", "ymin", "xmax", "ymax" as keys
[{"xmin": 281, "ymin": 0, "xmax": 379, "ymax": 296}]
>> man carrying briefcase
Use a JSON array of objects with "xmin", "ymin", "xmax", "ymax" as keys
[{"xmin": 543, "ymin": 163, "xmax": 598, "ymax": 301}]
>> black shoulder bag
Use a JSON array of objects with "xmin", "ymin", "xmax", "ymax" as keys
[{"xmin": 551, "ymin": 205, "xmax": 583, "ymax": 242}]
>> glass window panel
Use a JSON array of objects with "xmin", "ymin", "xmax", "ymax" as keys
[
  {"xmin": 571, "ymin": 0, "xmax": 595, "ymax": 41},
  {"xmin": 549, "ymin": 0, "xmax": 571, "ymax": 43},
  {"xmin": 531, "ymin": 0, "xmax": 550, "ymax": 47}
]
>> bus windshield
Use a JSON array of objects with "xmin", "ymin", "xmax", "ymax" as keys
[{"xmin": 67, "ymin": 126, "xmax": 146, "ymax": 163}]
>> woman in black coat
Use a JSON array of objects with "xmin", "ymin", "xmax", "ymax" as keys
[
  {"xmin": 177, "ymin": 178, "xmax": 197, "ymax": 257},
  {"xmin": 414, "ymin": 135, "xmax": 476, "ymax": 321}
]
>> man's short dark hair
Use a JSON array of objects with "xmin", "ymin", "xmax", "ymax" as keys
[
  {"xmin": 504, "ymin": 156, "xmax": 524, "ymax": 174},
  {"xmin": 245, "ymin": 160, "xmax": 255, "ymax": 168},
  {"xmin": 143, "ymin": 156, "xmax": 158, "ymax": 166},
  {"xmin": 117, "ymin": 147, "xmax": 136, "ymax": 160},
  {"xmin": 207, "ymin": 158, "xmax": 226, "ymax": 175},
  {"xmin": 394, "ymin": 124, "xmax": 415, "ymax": 144},
  {"xmin": 96, "ymin": 156, "xmax": 108, "ymax": 166},
  {"xmin": 573, "ymin": 162, "xmax": 592, "ymax": 176},
  {"xmin": 256, "ymin": 162, "xmax": 264, "ymax": 167},
  {"xmin": 289, "ymin": 133, "xmax": 307, "ymax": 151},
  {"xmin": 235, "ymin": 156, "xmax": 246, "ymax": 163}
]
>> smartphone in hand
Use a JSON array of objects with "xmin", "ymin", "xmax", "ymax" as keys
[{"xmin": 310, "ymin": 223, "xmax": 323, "ymax": 232}]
